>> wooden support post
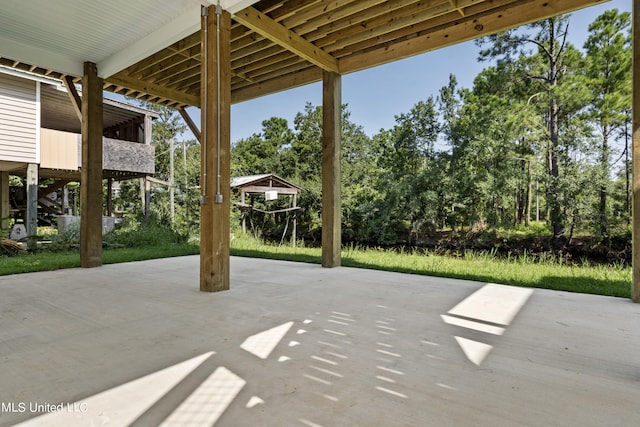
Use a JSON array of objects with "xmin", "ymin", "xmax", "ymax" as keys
[
  {"xmin": 144, "ymin": 114, "xmax": 153, "ymax": 145},
  {"xmin": 145, "ymin": 178, "xmax": 151, "ymax": 219},
  {"xmin": 292, "ymin": 193, "xmax": 297, "ymax": 247},
  {"xmin": 0, "ymin": 172, "xmax": 9, "ymax": 230},
  {"xmin": 321, "ymin": 70, "xmax": 341, "ymax": 267},
  {"xmin": 80, "ymin": 62, "xmax": 103, "ymax": 268},
  {"xmin": 107, "ymin": 178, "xmax": 113, "ymax": 216},
  {"xmin": 633, "ymin": 0, "xmax": 640, "ymax": 303},
  {"xmin": 241, "ymin": 190, "xmax": 246, "ymax": 233},
  {"xmin": 26, "ymin": 164, "xmax": 38, "ymax": 250},
  {"xmin": 62, "ymin": 186, "xmax": 68, "ymax": 215},
  {"xmin": 200, "ymin": 5, "xmax": 231, "ymax": 292}
]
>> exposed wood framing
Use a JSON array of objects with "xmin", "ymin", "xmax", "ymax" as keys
[
  {"xmin": 234, "ymin": 7, "xmax": 339, "ymax": 73},
  {"xmin": 339, "ymin": 0, "xmax": 604, "ymax": 74},
  {"xmin": 63, "ymin": 75, "xmax": 82, "ymax": 121},
  {"xmin": 321, "ymin": 70, "xmax": 341, "ymax": 268},
  {"xmin": 179, "ymin": 107, "xmax": 201, "ymax": 142},
  {"xmin": 0, "ymin": 0, "xmax": 589, "ymax": 109},
  {"xmin": 200, "ymin": 6, "xmax": 232, "ymax": 292},
  {"xmin": 106, "ymin": 72, "xmax": 199, "ymax": 107},
  {"xmin": 231, "ymin": 67, "xmax": 321, "ymax": 103},
  {"xmin": 80, "ymin": 62, "xmax": 103, "ymax": 268},
  {"xmin": 633, "ymin": 0, "xmax": 639, "ymax": 303}
]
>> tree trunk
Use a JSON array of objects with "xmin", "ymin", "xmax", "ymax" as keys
[
  {"xmin": 525, "ymin": 159, "xmax": 531, "ymax": 225},
  {"xmin": 599, "ymin": 127, "xmax": 609, "ymax": 239},
  {"xmin": 547, "ymin": 20, "xmax": 564, "ymax": 249}
]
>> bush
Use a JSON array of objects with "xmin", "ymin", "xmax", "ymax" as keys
[
  {"xmin": 48, "ymin": 222, "xmax": 81, "ymax": 251},
  {"xmin": 103, "ymin": 213, "xmax": 187, "ymax": 248}
]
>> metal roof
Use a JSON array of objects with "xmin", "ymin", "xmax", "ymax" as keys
[
  {"xmin": 0, "ymin": 0, "xmax": 607, "ymax": 108},
  {"xmin": 231, "ymin": 173, "xmax": 302, "ymax": 191}
]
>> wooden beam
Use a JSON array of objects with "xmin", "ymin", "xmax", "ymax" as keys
[
  {"xmin": 63, "ymin": 75, "xmax": 82, "ymax": 121},
  {"xmin": 233, "ymin": 6, "xmax": 340, "ymax": 73},
  {"xmin": 179, "ymin": 107, "xmax": 201, "ymax": 142},
  {"xmin": 200, "ymin": 6, "xmax": 232, "ymax": 292},
  {"xmin": 232, "ymin": 66, "xmax": 321, "ymax": 104},
  {"xmin": 633, "ymin": 0, "xmax": 640, "ymax": 303},
  {"xmin": 449, "ymin": 0, "xmax": 465, "ymax": 16},
  {"xmin": 339, "ymin": 0, "xmax": 604, "ymax": 74},
  {"xmin": 321, "ymin": 70, "xmax": 341, "ymax": 268},
  {"xmin": 80, "ymin": 62, "xmax": 103, "ymax": 268},
  {"xmin": 106, "ymin": 73, "xmax": 200, "ymax": 107}
]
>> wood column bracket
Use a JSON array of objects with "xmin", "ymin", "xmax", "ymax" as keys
[
  {"xmin": 63, "ymin": 76, "xmax": 82, "ymax": 121},
  {"xmin": 179, "ymin": 107, "xmax": 201, "ymax": 143}
]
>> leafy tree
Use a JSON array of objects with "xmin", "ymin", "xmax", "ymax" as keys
[
  {"xmin": 477, "ymin": 15, "xmax": 589, "ymax": 247},
  {"xmin": 583, "ymin": 9, "xmax": 632, "ymax": 239}
]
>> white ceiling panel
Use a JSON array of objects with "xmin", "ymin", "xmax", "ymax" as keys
[{"xmin": 0, "ymin": 0, "xmax": 258, "ymax": 78}]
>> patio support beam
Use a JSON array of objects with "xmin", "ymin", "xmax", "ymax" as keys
[
  {"xmin": 200, "ymin": 5, "xmax": 231, "ymax": 292},
  {"xmin": 633, "ymin": 0, "xmax": 640, "ymax": 303},
  {"xmin": 321, "ymin": 70, "xmax": 341, "ymax": 267},
  {"xmin": 80, "ymin": 62, "xmax": 103, "ymax": 268}
]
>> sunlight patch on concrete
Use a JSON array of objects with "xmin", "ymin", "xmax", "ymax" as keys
[
  {"xmin": 445, "ymin": 284, "xmax": 533, "ymax": 365},
  {"xmin": 441, "ymin": 314, "xmax": 506, "ymax": 335},
  {"xmin": 160, "ymin": 366, "xmax": 245, "ymax": 427},
  {"xmin": 246, "ymin": 396, "xmax": 264, "ymax": 408},
  {"xmin": 454, "ymin": 336, "xmax": 493, "ymax": 366},
  {"xmin": 15, "ymin": 352, "xmax": 214, "ymax": 427},
  {"xmin": 240, "ymin": 321, "xmax": 294, "ymax": 359},
  {"xmin": 448, "ymin": 284, "xmax": 533, "ymax": 326}
]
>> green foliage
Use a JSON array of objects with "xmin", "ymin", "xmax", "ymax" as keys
[
  {"xmin": 47, "ymin": 222, "xmax": 81, "ymax": 252},
  {"xmin": 106, "ymin": 9, "xmax": 632, "ymax": 256},
  {"xmin": 104, "ymin": 214, "xmax": 187, "ymax": 248}
]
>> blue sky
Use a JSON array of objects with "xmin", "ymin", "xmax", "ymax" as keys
[{"xmin": 185, "ymin": 0, "xmax": 631, "ymax": 143}]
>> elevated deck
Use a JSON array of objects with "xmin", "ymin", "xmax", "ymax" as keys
[{"xmin": 40, "ymin": 129, "xmax": 154, "ymax": 180}]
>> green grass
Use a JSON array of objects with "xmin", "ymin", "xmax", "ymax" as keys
[
  {"xmin": 0, "ymin": 232, "xmax": 630, "ymax": 299},
  {"xmin": 230, "ymin": 235, "xmax": 630, "ymax": 298},
  {"xmin": 0, "ymin": 243, "xmax": 199, "ymax": 276}
]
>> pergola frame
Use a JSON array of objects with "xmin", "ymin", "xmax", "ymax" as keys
[{"xmin": 0, "ymin": 0, "xmax": 637, "ymax": 301}]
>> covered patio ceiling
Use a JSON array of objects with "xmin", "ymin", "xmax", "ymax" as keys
[{"xmin": 0, "ymin": 0, "xmax": 608, "ymax": 108}]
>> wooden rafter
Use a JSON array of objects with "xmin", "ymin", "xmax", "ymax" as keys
[
  {"xmin": 233, "ymin": 6, "xmax": 340, "ymax": 73},
  {"xmin": 106, "ymin": 73, "xmax": 199, "ymax": 107},
  {"xmin": 449, "ymin": 0, "xmax": 465, "ymax": 16}
]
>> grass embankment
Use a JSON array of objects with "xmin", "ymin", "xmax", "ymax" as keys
[{"xmin": 231, "ymin": 236, "xmax": 631, "ymax": 298}]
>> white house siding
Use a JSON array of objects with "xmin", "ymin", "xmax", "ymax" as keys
[{"xmin": 0, "ymin": 72, "xmax": 38, "ymax": 163}]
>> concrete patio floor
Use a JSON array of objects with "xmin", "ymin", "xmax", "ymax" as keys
[{"xmin": 0, "ymin": 256, "xmax": 639, "ymax": 427}]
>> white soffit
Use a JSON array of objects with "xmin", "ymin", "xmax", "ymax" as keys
[
  {"xmin": 0, "ymin": 0, "xmax": 257, "ymax": 79},
  {"xmin": 221, "ymin": 0, "xmax": 260, "ymax": 14}
]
